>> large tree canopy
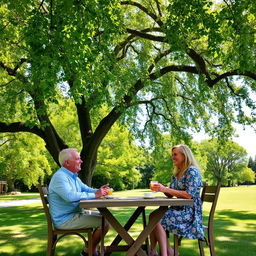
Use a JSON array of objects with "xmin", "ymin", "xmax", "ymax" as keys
[{"xmin": 1, "ymin": 0, "xmax": 256, "ymax": 184}]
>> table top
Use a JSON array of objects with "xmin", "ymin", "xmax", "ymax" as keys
[{"xmin": 80, "ymin": 196, "xmax": 193, "ymax": 208}]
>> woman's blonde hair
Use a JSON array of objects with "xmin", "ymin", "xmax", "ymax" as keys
[{"xmin": 171, "ymin": 144, "xmax": 198, "ymax": 176}]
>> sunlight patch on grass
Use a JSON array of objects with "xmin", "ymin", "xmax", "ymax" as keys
[
  {"xmin": 0, "ymin": 193, "xmax": 39, "ymax": 201},
  {"xmin": 217, "ymin": 236, "xmax": 232, "ymax": 241},
  {"xmin": 11, "ymin": 232, "xmax": 27, "ymax": 238}
]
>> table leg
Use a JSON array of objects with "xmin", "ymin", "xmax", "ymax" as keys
[
  {"xmin": 125, "ymin": 206, "xmax": 168, "ymax": 256},
  {"xmin": 100, "ymin": 216, "xmax": 105, "ymax": 256},
  {"xmin": 173, "ymin": 235, "xmax": 179, "ymax": 256},
  {"xmin": 110, "ymin": 207, "xmax": 145, "ymax": 246},
  {"xmin": 97, "ymin": 208, "xmax": 146, "ymax": 256},
  {"xmin": 142, "ymin": 208, "xmax": 150, "ymax": 255}
]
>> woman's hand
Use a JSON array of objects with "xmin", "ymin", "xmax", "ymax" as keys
[{"xmin": 151, "ymin": 183, "xmax": 167, "ymax": 193}]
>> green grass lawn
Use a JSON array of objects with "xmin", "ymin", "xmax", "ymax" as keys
[
  {"xmin": 0, "ymin": 186, "xmax": 255, "ymax": 256},
  {"xmin": 0, "ymin": 193, "xmax": 39, "ymax": 201}
]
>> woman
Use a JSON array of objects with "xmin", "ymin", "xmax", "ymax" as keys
[{"xmin": 149, "ymin": 144, "xmax": 204, "ymax": 256}]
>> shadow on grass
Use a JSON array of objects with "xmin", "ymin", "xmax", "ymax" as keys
[
  {"xmin": 212, "ymin": 210, "xmax": 256, "ymax": 255},
  {"xmin": 0, "ymin": 204, "xmax": 86, "ymax": 256},
  {"xmin": 0, "ymin": 206, "xmax": 255, "ymax": 256}
]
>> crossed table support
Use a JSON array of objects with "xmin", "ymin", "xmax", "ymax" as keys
[{"xmin": 80, "ymin": 197, "xmax": 193, "ymax": 256}]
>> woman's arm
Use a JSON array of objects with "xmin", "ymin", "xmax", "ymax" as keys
[
  {"xmin": 152, "ymin": 184, "xmax": 192, "ymax": 199},
  {"xmin": 164, "ymin": 192, "xmax": 173, "ymax": 198}
]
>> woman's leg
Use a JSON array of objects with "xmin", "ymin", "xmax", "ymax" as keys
[
  {"xmin": 149, "ymin": 229, "xmax": 158, "ymax": 256},
  {"xmin": 149, "ymin": 210, "xmax": 158, "ymax": 255},
  {"xmin": 149, "ymin": 211, "xmax": 168, "ymax": 256},
  {"xmin": 166, "ymin": 237, "xmax": 174, "ymax": 256}
]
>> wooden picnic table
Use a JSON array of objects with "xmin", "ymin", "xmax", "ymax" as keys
[{"xmin": 80, "ymin": 196, "xmax": 193, "ymax": 256}]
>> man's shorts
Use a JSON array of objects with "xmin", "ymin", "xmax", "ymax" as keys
[{"xmin": 56, "ymin": 211, "xmax": 102, "ymax": 230}]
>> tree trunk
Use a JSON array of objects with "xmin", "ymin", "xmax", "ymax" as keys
[
  {"xmin": 79, "ymin": 151, "xmax": 97, "ymax": 186},
  {"xmin": 7, "ymin": 179, "xmax": 14, "ymax": 192}
]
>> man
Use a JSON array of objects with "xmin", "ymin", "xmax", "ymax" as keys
[{"xmin": 48, "ymin": 148, "xmax": 110, "ymax": 256}]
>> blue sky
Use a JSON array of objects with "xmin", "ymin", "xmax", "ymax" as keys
[{"xmin": 232, "ymin": 124, "xmax": 256, "ymax": 158}]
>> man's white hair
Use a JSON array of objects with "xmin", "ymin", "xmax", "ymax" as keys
[{"xmin": 58, "ymin": 148, "xmax": 78, "ymax": 166}]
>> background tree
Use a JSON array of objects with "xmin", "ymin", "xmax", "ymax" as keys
[
  {"xmin": 238, "ymin": 167, "xmax": 255, "ymax": 184},
  {"xmin": 248, "ymin": 156, "xmax": 256, "ymax": 183},
  {"xmin": 200, "ymin": 139, "xmax": 248, "ymax": 186},
  {"xmin": 0, "ymin": 134, "xmax": 52, "ymax": 191},
  {"xmin": 137, "ymin": 164, "xmax": 155, "ymax": 189},
  {"xmin": 1, "ymin": 1, "xmax": 256, "ymax": 185}
]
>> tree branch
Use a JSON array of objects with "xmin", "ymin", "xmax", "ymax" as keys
[
  {"xmin": 0, "ymin": 137, "xmax": 16, "ymax": 147},
  {"xmin": 142, "ymin": 100, "xmax": 173, "ymax": 132},
  {"xmin": 39, "ymin": 0, "xmax": 45, "ymax": 10},
  {"xmin": 186, "ymin": 48, "xmax": 211, "ymax": 81},
  {"xmin": 121, "ymin": 1, "xmax": 163, "ymax": 27},
  {"xmin": 0, "ymin": 58, "xmax": 27, "ymax": 76},
  {"xmin": 39, "ymin": 0, "xmax": 48, "ymax": 13},
  {"xmin": 114, "ymin": 27, "xmax": 163, "ymax": 58},
  {"xmin": 148, "ymin": 48, "xmax": 172, "ymax": 73},
  {"xmin": 186, "ymin": 48, "xmax": 256, "ymax": 89},
  {"xmin": 149, "ymin": 65, "xmax": 199, "ymax": 80},
  {"xmin": 211, "ymin": 70, "xmax": 256, "ymax": 86},
  {"xmin": 127, "ymin": 28, "xmax": 166, "ymax": 42},
  {"xmin": 67, "ymin": 78, "xmax": 93, "ymax": 144},
  {"xmin": 0, "ymin": 21, "xmax": 10, "ymax": 32},
  {"xmin": 0, "ymin": 79, "xmax": 16, "ymax": 88},
  {"xmin": 0, "ymin": 122, "xmax": 44, "ymax": 138},
  {"xmin": 154, "ymin": 0, "xmax": 162, "ymax": 17},
  {"xmin": 224, "ymin": 77, "xmax": 238, "ymax": 95}
]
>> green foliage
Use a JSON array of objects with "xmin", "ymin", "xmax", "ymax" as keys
[
  {"xmin": 49, "ymin": 98, "xmax": 82, "ymax": 150},
  {"xmin": 238, "ymin": 167, "xmax": 255, "ymax": 184},
  {"xmin": 0, "ymin": 134, "xmax": 53, "ymax": 190},
  {"xmin": 199, "ymin": 139, "xmax": 248, "ymax": 185},
  {"xmin": 148, "ymin": 134, "xmax": 176, "ymax": 185}
]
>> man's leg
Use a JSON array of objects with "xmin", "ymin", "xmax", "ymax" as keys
[
  {"xmin": 88, "ymin": 222, "xmax": 110, "ymax": 255},
  {"xmin": 56, "ymin": 212, "xmax": 109, "ymax": 255}
]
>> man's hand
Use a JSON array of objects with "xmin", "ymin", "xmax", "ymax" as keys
[
  {"xmin": 95, "ymin": 184, "xmax": 109, "ymax": 198},
  {"xmin": 101, "ymin": 184, "xmax": 110, "ymax": 189}
]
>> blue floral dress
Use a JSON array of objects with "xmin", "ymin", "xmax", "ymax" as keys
[{"xmin": 161, "ymin": 166, "xmax": 204, "ymax": 239}]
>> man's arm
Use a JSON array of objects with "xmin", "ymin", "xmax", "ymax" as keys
[{"xmin": 51, "ymin": 174, "xmax": 96, "ymax": 202}]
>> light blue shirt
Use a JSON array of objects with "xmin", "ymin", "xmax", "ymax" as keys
[{"xmin": 48, "ymin": 167, "xmax": 97, "ymax": 227}]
